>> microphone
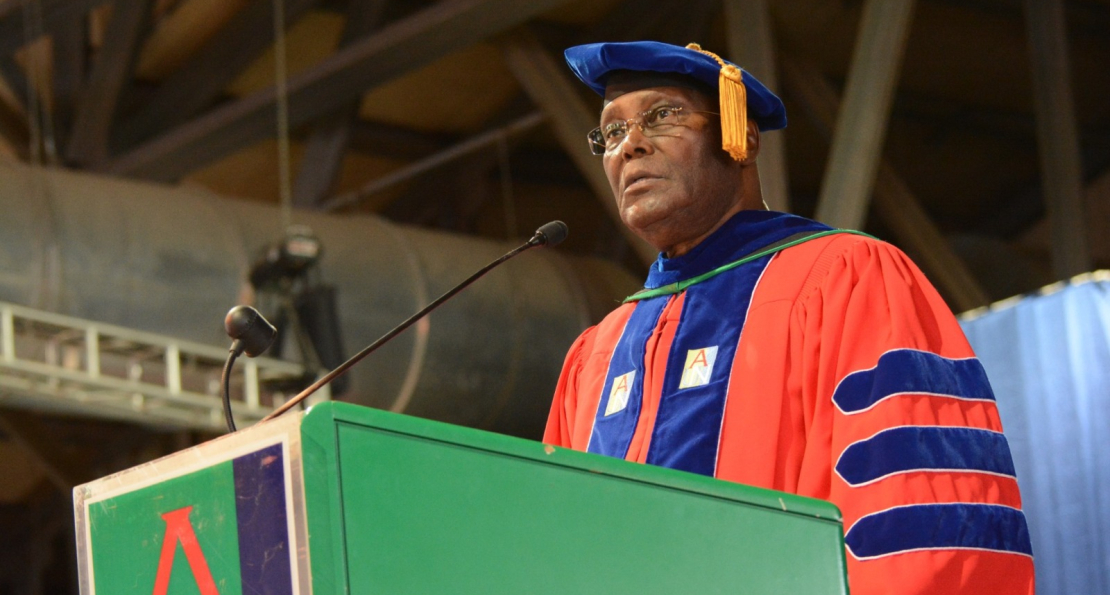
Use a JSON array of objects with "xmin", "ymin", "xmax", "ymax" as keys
[
  {"xmin": 529, "ymin": 220, "xmax": 568, "ymax": 248},
  {"xmin": 221, "ymin": 306, "xmax": 277, "ymax": 432},
  {"xmin": 260, "ymin": 221, "xmax": 569, "ymax": 424},
  {"xmin": 225, "ymin": 305, "xmax": 277, "ymax": 357}
]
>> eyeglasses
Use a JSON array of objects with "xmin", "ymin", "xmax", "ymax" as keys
[{"xmin": 587, "ymin": 105, "xmax": 719, "ymax": 155}]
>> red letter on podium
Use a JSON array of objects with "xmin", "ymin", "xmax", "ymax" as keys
[{"xmin": 151, "ymin": 506, "xmax": 220, "ymax": 595}]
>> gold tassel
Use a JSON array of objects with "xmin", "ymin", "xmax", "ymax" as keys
[{"xmin": 686, "ymin": 43, "xmax": 748, "ymax": 161}]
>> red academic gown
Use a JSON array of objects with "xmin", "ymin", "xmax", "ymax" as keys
[{"xmin": 544, "ymin": 211, "xmax": 1034, "ymax": 595}]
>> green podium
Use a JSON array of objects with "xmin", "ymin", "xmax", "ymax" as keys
[{"xmin": 74, "ymin": 401, "xmax": 849, "ymax": 594}]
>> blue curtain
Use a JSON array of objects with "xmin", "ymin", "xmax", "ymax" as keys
[{"xmin": 961, "ymin": 274, "xmax": 1110, "ymax": 595}]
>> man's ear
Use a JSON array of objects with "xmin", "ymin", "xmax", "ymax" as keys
[{"xmin": 741, "ymin": 120, "xmax": 761, "ymax": 165}]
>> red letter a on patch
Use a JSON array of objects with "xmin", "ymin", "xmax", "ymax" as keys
[{"xmin": 151, "ymin": 506, "xmax": 220, "ymax": 595}]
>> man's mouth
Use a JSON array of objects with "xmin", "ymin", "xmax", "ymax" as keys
[{"xmin": 625, "ymin": 173, "xmax": 661, "ymax": 191}]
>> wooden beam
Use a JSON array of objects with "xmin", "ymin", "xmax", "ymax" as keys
[
  {"xmin": 105, "ymin": 0, "xmax": 575, "ymax": 181},
  {"xmin": 813, "ymin": 0, "xmax": 916, "ymax": 230},
  {"xmin": 361, "ymin": 88, "xmax": 532, "ymax": 223},
  {"xmin": 0, "ymin": 94, "xmax": 27, "ymax": 159},
  {"xmin": 292, "ymin": 0, "xmax": 388, "ymax": 209},
  {"xmin": 113, "ymin": 0, "xmax": 320, "ymax": 151},
  {"xmin": 501, "ymin": 28, "xmax": 657, "ymax": 266},
  {"xmin": 65, "ymin": 0, "xmax": 153, "ymax": 165},
  {"xmin": 723, "ymin": 0, "xmax": 789, "ymax": 212},
  {"xmin": 1020, "ymin": 166, "xmax": 1110, "ymax": 266},
  {"xmin": 338, "ymin": 0, "xmax": 392, "ymax": 64},
  {"xmin": 0, "ymin": 56, "xmax": 28, "ymax": 158},
  {"xmin": 322, "ymin": 111, "xmax": 544, "ymax": 211},
  {"xmin": 1023, "ymin": 0, "xmax": 1091, "ymax": 278},
  {"xmin": 135, "ymin": 0, "xmax": 257, "ymax": 81},
  {"xmin": 782, "ymin": 56, "xmax": 990, "ymax": 311},
  {"xmin": 870, "ymin": 167, "xmax": 990, "ymax": 311},
  {"xmin": 51, "ymin": 14, "xmax": 87, "ymax": 142},
  {"xmin": 293, "ymin": 111, "xmax": 353, "ymax": 208},
  {"xmin": 346, "ymin": 118, "xmax": 454, "ymax": 158},
  {"xmin": 0, "ymin": 56, "xmax": 29, "ymax": 116},
  {"xmin": 380, "ymin": 96, "xmax": 538, "ymax": 233},
  {"xmin": 347, "ymin": 124, "xmax": 582, "ymax": 186},
  {"xmin": 0, "ymin": 0, "xmax": 106, "ymax": 56},
  {"xmin": 9, "ymin": 37, "xmax": 58, "ymax": 162},
  {"xmin": 383, "ymin": 149, "xmax": 498, "ymax": 231}
]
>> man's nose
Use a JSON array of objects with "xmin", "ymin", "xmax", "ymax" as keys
[{"xmin": 620, "ymin": 125, "xmax": 653, "ymax": 159}]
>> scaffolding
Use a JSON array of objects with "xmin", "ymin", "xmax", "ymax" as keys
[{"xmin": 0, "ymin": 301, "xmax": 318, "ymax": 431}]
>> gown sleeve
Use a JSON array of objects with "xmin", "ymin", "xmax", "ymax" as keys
[
  {"xmin": 543, "ymin": 326, "xmax": 597, "ymax": 448},
  {"xmin": 794, "ymin": 236, "xmax": 1035, "ymax": 595}
]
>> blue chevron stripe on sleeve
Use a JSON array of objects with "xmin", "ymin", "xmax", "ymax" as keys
[
  {"xmin": 845, "ymin": 503, "xmax": 1033, "ymax": 560},
  {"xmin": 833, "ymin": 349, "xmax": 995, "ymax": 414},
  {"xmin": 836, "ymin": 426, "xmax": 1017, "ymax": 487}
]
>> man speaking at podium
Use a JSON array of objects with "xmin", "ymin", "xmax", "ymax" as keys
[{"xmin": 543, "ymin": 41, "xmax": 1034, "ymax": 595}]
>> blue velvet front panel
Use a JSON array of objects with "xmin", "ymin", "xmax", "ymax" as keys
[
  {"xmin": 836, "ymin": 426, "xmax": 1017, "ymax": 487},
  {"xmin": 845, "ymin": 503, "xmax": 1033, "ymax": 560},
  {"xmin": 832, "ymin": 349, "xmax": 996, "ymax": 414},
  {"xmin": 587, "ymin": 296, "xmax": 670, "ymax": 458},
  {"xmin": 645, "ymin": 256, "xmax": 772, "ymax": 476}
]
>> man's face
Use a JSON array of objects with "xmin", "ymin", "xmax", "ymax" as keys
[{"xmin": 600, "ymin": 85, "xmax": 745, "ymax": 256}]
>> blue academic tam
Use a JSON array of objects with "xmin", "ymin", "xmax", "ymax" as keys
[{"xmin": 565, "ymin": 41, "xmax": 787, "ymax": 132}]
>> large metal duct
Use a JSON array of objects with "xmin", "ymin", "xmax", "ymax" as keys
[{"xmin": 0, "ymin": 162, "xmax": 640, "ymax": 438}]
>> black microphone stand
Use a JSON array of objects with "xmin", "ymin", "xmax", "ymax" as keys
[{"xmin": 221, "ymin": 306, "xmax": 277, "ymax": 432}]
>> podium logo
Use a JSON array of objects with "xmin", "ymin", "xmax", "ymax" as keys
[
  {"xmin": 679, "ymin": 346, "xmax": 719, "ymax": 389},
  {"xmin": 605, "ymin": 371, "xmax": 636, "ymax": 416},
  {"xmin": 86, "ymin": 442, "xmax": 297, "ymax": 594},
  {"xmin": 152, "ymin": 506, "xmax": 219, "ymax": 595}
]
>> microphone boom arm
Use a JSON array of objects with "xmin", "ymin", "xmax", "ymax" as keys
[{"xmin": 261, "ymin": 222, "xmax": 567, "ymax": 423}]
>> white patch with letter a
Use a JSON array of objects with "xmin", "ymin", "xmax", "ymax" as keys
[
  {"xmin": 679, "ymin": 346, "xmax": 719, "ymax": 389},
  {"xmin": 604, "ymin": 371, "xmax": 636, "ymax": 416}
]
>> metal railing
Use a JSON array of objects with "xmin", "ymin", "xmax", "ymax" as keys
[{"xmin": 0, "ymin": 301, "xmax": 319, "ymax": 431}]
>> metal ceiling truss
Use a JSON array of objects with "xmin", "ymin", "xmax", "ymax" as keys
[{"xmin": 0, "ymin": 301, "xmax": 314, "ymax": 432}]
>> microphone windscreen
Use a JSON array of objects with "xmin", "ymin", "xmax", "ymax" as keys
[
  {"xmin": 535, "ymin": 220, "xmax": 569, "ymax": 247},
  {"xmin": 225, "ymin": 305, "xmax": 278, "ymax": 357}
]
